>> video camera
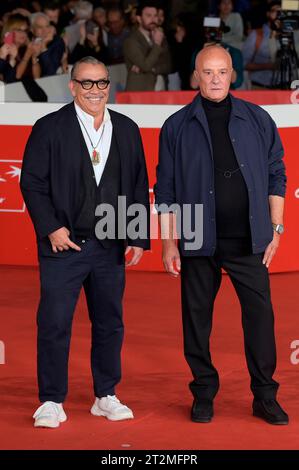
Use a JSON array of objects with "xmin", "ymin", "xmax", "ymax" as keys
[
  {"xmin": 271, "ymin": 0, "xmax": 299, "ymax": 88},
  {"xmin": 203, "ymin": 17, "xmax": 230, "ymax": 44},
  {"xmin": 272, "ymin": 0, "xmax": 299, "ymax": 33}
]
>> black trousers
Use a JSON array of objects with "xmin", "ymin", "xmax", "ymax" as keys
[
  {"xmin": 37, "ymin": 239, "xmax": 125, "ymax": 403},
  {"xmin": 180, "ymin": 249, "xmax": 279, "ymax": 401}
]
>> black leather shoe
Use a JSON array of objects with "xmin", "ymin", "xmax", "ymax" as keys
[
  {"xmin": 191, "ymin": 399, "xmax": 214, "ymax": 423},
  {"xmin": 253, "ymin": 399, "xmax": 289, "ymax": 425}
]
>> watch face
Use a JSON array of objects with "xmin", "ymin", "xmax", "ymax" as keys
[{"xmin": 277, "ymin": 225, "xmax": 284, "ymax": 234}]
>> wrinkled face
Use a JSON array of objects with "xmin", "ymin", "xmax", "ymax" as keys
[
  {"xmin": 32, "ymin": 16, "xmax": 50, "ymax": 39},
  {"xmin": 219, "ymin": 0, "xmax": 233, "ymax": 16},
  {"xmin": 137, "ymin": 7, "xmax": 158, "ymax": 31},
  {"xmin": 69, "ymin": 63, "xmax": 110, "ymax": 116},
  {"xmin": 194, "ymin": 49, "xmax": 233, "ymax": 102},
  {"xmin": 107, "ymin": 11, "xmax": 124, "ymax": 35}
]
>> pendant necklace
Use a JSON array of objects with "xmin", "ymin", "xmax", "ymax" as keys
[{"xmin": 77, "ymin": 114, "xmax": 105, "ymax": 166}]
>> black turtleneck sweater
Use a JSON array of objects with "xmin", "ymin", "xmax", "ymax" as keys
[{"xmin": 202, "ymin": 95, "xmax": 251, "ymax": 255}]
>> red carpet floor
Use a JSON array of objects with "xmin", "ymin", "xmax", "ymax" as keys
[{"xmin": 0, "ymin": 266, "xmax": 298, "ymax": 450}]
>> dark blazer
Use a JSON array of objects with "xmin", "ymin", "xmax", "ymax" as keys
[
  {"xmin": 20, "ymin": 102, "xmax": 150, "ymax": 257},
  {"xmin": 123, "ymin": 28, "xmax": 172, "ymax": 91},
  {"xmin": 154, "ymin": 93, "xmax": 286, "ymax": 256}
]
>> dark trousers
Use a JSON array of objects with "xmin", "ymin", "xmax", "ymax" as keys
[
  {"xmin": 37, "ymin": 239, "xmax": 125, "ymax": 403},
  {"xmin": 180, "ymin": 251, "xmax": 279, "ymax": 401}
]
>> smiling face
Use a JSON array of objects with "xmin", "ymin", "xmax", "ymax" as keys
[
  {"xmin": 69, "ymin": 62, "xmax": 110, "ymax": 117},
  {"xmin": 194, "ymin": 46, "xmax": 233, "ymax": 102}
]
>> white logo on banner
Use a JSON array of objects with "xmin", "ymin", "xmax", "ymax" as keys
[
  {"xmin": 0, "ymin": 160, "xmax": 24, "ymax": 212},
  {"xmin": 0, "ymin": 341, "xmax": 4, "ymax": 364},
  {"xmin": 290, "ymin": 340, "xmax": 299, "ymax": 365}
]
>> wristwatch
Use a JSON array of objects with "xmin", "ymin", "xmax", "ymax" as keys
[{"xmin": 272, "ymin": 223, "xmax": 284, "ymax": 234}]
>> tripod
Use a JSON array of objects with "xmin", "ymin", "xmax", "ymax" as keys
[{"xmin": 272, "ymin": 31, "xmax": 299, "ymax": 89}]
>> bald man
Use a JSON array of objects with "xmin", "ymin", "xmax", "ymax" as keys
[{"xmin": 154, "ymin": 46, "xmax": 288, "ymax": 425}]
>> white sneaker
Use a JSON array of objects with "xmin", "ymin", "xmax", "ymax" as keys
[
  {"xmin": 33, "ymin": 401, "xmax": 67, "ymax": 428},
  {"xmin": 91, "ymin": 395, "xmax": 134, "ymax": 421}
]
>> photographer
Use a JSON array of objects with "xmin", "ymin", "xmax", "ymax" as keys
[
  {"xmin": 69, "ymin": 20, "xmax": 108, "ymax": 64},
  {"xmin": 243, "ymin": 1, "xmax": 299, "ymax": 89},
  {"xmin": 0, "ymin": 13, "xmax": 41, "ymax": 83},
  {"xmin": 190, "ymin": 19, "xmax": 243, "ymax": 89},
  {"xmin": 30, "ymin": 12, "xmax": 65, "ymax": 77}
]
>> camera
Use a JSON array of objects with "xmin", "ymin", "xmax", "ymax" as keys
[
  {"xmin": 271, "ymin": 0, "xmax": 299, "ymax": 34},
  {"xmin": 203, "ymin": 17, "xmax": 230, "ymax": 44},
  {"xmin": 271, "ymin": 0, "xmax": 299, "ymax": 88}
]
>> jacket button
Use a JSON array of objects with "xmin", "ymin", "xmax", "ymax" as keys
[
  {"xmin": 209, "ymin": 190, "xmax": 213, "ymax": 194},
  {"xmin": 82, "ymin": 240, "xmax": 86, "ymax": 243}
]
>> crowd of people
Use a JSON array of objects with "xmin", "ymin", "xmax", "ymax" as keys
[{"xmin": 0, "ymin": 0, "xmax": 298, "ymax": 94}]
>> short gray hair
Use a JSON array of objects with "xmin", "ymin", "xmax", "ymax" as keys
[
  {"xmin": 30, "ymin": 12, "xmax": 50, "ymax": 29},
  {"xmin": 71, "ymin": 56, "xmax": 109, "ymax": 80},
  {"xmin": 74, "ymin": 1, "xmax": 93, "ymax": 20},
  {"xmin": 94, "ymin": 7, "xmax": 106, "ymax": 15}
]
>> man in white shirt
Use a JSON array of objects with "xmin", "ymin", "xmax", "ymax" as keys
[{"xmin": 20, "ymin": 56, "xmax": 150, "ymax": 428}]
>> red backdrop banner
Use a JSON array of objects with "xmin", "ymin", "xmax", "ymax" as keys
[{"xmin": 0, "ymin": 103, "xmax": 298, "ymax": 273}]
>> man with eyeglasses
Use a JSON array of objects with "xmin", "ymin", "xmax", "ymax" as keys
[{"xmin": 20, "ymin": 56, "xmax": 150, "ymax": 428}]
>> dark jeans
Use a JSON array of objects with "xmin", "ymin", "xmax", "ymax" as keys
[
  {"xmin": 37, "ymin": 239, "xmax": 125, "ymax": 403},
  {"xmin": 180, "ymin": 250, "xmax": 279, "ymax": 401}
]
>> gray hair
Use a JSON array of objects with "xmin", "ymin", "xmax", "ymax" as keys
[
  {"xmin": 94, "ymin": 7, "xmax": 106, "ymax": 15},
  {"xmin": 71, "ymin": 56, "xmax": 109, "ymax": 80},
  {"xmin": 30, "ymin": 12, "xmax": 50, "ymax": 28},
  {"xmin": 74, "ymin": 1, "xmax": 93, "ymax": 20}
]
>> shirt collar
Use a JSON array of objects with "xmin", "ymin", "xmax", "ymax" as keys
[
  {"xmin": 74, "ymin": 102, "xmax": 111, "ymax": 129},
  {"xmin": 188, "ymin": 92, "xmax": 247, "ymax": 123},
  {"xmin": 139, "ymin": 27, "xmax": 153, "ymax": 45}
]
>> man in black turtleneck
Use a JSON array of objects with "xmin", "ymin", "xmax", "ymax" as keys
[
  {"xmin": 155, "ymin": 45, "xmax": 288, "ymax": 425},
  {"xmin": 201, "ymin": 94, "xmax": 251, "ymax": 256}
]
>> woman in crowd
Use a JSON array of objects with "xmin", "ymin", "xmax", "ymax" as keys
[{"xmin": 0, "ymin": 13, "xmax": 41, "ymax": 83}]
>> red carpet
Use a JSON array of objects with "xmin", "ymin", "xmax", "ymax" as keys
[{"xmin": 0, "ymin": 266, "xmax": 298, "ymax": 450}]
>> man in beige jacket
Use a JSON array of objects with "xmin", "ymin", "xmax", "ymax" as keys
[{"xmin": 123, "ymin": 1, "xmax": 172, "ymax": 91}]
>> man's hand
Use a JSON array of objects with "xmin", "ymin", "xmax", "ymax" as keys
[
  {"xmin": 48, "ymin": 227, "xmax": 81, "ymax": 253},
  {"xmin": 131, "ymin": 64, "xmax": 140, "ymax": 73},
  {"xmin": 125, "ymin": 246, "xmax": 144, "ymax": 267},
  {"xmin": 152, "ymin": 27, "xmax": 164, "ymax": 46},
  {"xmin": 263, "ymin": 231, "xmax": 280, "ymax": 268},
  {"xmin": 162, "ymin": 240, "xmax": 181, "ymax": 277}
]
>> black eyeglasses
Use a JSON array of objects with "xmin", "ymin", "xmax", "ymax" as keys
[{"xmin": 72, "ymin": 78, "xmax": 110, "ymax": 90}]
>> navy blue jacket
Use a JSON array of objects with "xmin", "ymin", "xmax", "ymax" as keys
[
  {"xmin": 154, "ymin": 93, "xmax": 286, "ymax": 256},
  {"xmin": 20, "ymin": 102, "xmax": 150, "ymax": 257}
]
